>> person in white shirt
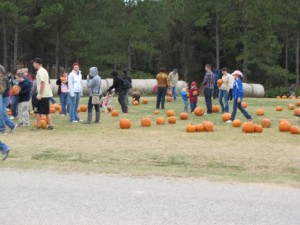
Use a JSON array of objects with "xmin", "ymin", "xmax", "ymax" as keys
[{"xmin": 68, "ymin": 63, "xmax": 82, "ymax": 122}]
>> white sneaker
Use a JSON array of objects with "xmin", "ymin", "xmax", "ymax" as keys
[
  {"xmin": 226, "ymin": 120, "xmax": 233, "ymax": 123},
  {"xmin": 10, "ymin": 116, "xmax": 15, "ymax": 120},
  {"xmin": 72, "ymin": 120, "xmax": 78, "ymax": 123},
  {"xmin": 61, "ymin": 114, "xmax": 65, "ymax": 117}
]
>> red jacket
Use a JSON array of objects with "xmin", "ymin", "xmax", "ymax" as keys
[{"xmin": 189, "ymin": 87, "xmax": 199, "ymax": 103}]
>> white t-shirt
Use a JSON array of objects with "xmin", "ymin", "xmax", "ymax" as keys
[{"xmin": 36, "ymin": 67, "xmax": 53, "ymax": 97}]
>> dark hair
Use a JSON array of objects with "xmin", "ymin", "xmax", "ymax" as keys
[
  {"xmin": 111, "ymin": 70, "xmax": 119, "ymax": 77},
  {"xmin": 159, "ymin": 67, "xmax": 166, "ymax": 72},
  {"xmin": 221, "ymin": 67, "xmax": 228, "ymax": 72}
]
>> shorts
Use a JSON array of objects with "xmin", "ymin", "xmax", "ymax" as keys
[{"xmin": 34, "ymin": 97, "xmax": 50, "ymax": 115}]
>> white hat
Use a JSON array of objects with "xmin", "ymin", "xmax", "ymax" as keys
[{"xmin": 232, "ymin": 70, "xmax": 243, "ymax": 77}]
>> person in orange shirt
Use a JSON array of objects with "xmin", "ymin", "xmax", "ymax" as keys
[{"xmin": 155, "ymin": 67, "xmax": 169, "ymax": 109}]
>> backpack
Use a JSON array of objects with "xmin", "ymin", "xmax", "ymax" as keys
[{"xmin": 119, "ymin": 75, "xmax": 132, "ymax": 90}]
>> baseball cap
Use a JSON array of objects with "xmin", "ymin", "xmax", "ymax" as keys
[{"xmin": 32, "ymin": 57, "xmax": 43, "ymax": 64}]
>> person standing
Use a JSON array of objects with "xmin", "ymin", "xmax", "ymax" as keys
[
  {"xmin": 227, "ymin": 70, "xmax": 252, "ymax": 123},
  {"xmin": 122, "ymin": 70, "xmax": 132, "ymax": 106},
  {"xmin": 83, "ymin": 67, "xmax": 101, "ymax": 124},
  {"xmin": 189, "ymin": 81, "xmax": 200, "ymax": 113},
  {"xmin": 156, "ymin": 67, "xmax": 169, "ymax": 109},
  {"xmin": 68, "ymin": 63, "xmax": 83, "ymax": 122},
  {"xmin": 289, "ymin": 83, "xmax": 296, "ymax": 97},
  {"xmin": 56, "ymin": 71, "xmax": 69, "ymax": 116},
  {"xmin": 32, "ymin": 57, "xmax": 54, "ymax": 130},
  {"xmin": 107, "ymin": 71, "xmax": 129, "ymax": 113},
  {"xmin": 202, "ymin": 64, "xmax": 214, "ymax": 115},
  {"xmin": 15, "ymin": 72, "xmax": 32, "ymax": 127},
  {"xmin": 219, "ymin": 67, "xmax": 230, "ymax": 113},
  {"xmin": 168, "ymin": 68, "xmax": 179, "ymax": 100},
  {"xmin": 180, "ymin": 87, "xmax": 189, "ymax": 113}
]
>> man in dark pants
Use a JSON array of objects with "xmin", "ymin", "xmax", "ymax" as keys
[
  {"xmin": 202, "ymin": 64, "xmax": 214, "ymax": 115},
  {"xmin": 107, "ymin": 71, "xmax": 129, "ymax": 113}
]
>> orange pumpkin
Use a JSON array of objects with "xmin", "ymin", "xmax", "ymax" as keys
[
  {"xmin": 212, "ymin": 105, "xmax": 220, "ymax": 113},
  {"xmin": 278, "ymin": 120, "xmax": 291, "ymax": 132},
  {"xmin": 290, "ymin": 125, "xmax": 300, "ymax": 135},
  {"xmin": 261, "ymin": 118, "xmax": 271, "ymax": 128},
  {"xmin": 111, "ymin": 110, "xmax": 119, "ymax": 117},
  {"xmin": 241, "ymin": 102, "xmax": 247, "ymax": 108},
  {"xmin": 288, "ymin": 104, "xmax": 294, "ymax": 110},
  {"xmin": 132, "ymin": 100, "xmax": 139, "ymax": 105},
  {"xmin": 50, "ymin": 107, "xmax": 56, "ymax": 114},
  {"xmin": 11, "ymin": 85, "xmax": 21, "ymax": 95},
  {"xmin": 156, "ymin": 117, "xmax": 165, "ymax": 125},
  {"xmin": 167, "ymin": 91, "xmax": 172, "ymax": 97},
  {"xmin": 222, "ymin": 113, "xmax": 231, "ymax": 121},
  {"xmin": 166, "ymin": 96, "xmax": 172, "ymax": 102},
  {"xmin": 120, "ymin": 118, "xmax": 131, "ymax": 129},
  {"xmin": 281, "ymin": 95, "xmax": 287, "ymax": 99},
  {"xmin": 254, "ymin": 124, "xmax": 263, "ymax": 133},
  {"xmin": 166, "ymin": 110, "xmax": 175, "ymax": 117},
  {"xmin": 217, "ymin": 79, "xmax": 223, "ymax": 86},
  {"xmin": 294, "ymin": 108, "xmax": 300, "ymax": 116},
  {"xmin": 242, "ymin": 122, "xmax": 255, "ymax": 133},
  {"xmin": 33, "ymin": 121, "xmax": 38, "ymax": 128},
  {"xmin": 168, "ymin": 116, "xmax": 176, "ymax": 124},
  {"xmin": 154, "ymin": 110, "xmax": 160, "ymax": 114},
  {"xmin": 77, "ymin": 107, "xmax": 81, "ymax": 112},
  {"xmin": 276, "ymin": 106, "xmax": 283, "ymax": 111},
  {"xmin": 194, "ymin": 107, "xmax": 204, "ymax": 116},
  {"xmin": 41, "ymin": 115, "xmax": 49, "ymax": 124},
  {"xmin": 80, "ymin": 105, "xmax": 87, "ymax": 112},
  {"xmin": 256, "ymin": 108, "xmax": 264, "ymax": 116},
  {"xmin": 195, "ymin": 123, "xmax": 204, "ymax": 132},
  {"xmin": 41, "ymin": 120, "xmax": 48, "ymax": 129},
  {"xmin": 276, "ymin": 96, "xmax": 281, "ymax": 99},
  {"xmin": 186, "ymin": 124, "xmax": 197, "ymax": 133},
  {"xmin": 180, "ymin": 112, "xmax": 188, "ymax": 120},
  {"xmin": 142, "ymin": 99, "xmax": 148, "ymax": 104},
  {"xmin": 289, "ymin": 96, "xmax": 295, "ymax": 99},
  {"xmin": 141, "ymin": 117, "xmax": 151, "ymax": 127},
  {"xmin": 296, "ymin": 101, "xmax": 300, "ymax": 107},
  {"xmin": 203, "ymin": 121, "xmax": 214, "ymax": 132},
  {"xmin": 52, "ymin": 103, "xmax": 61, "ymax": 111},
  {"xmin": 232, "ymin": 119, "xmax": 242, "ymax": 127}
]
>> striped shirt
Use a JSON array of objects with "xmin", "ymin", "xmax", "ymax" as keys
[{"xmin": 202, "ymin": 71, "xmax": 214, "ymax": 89}]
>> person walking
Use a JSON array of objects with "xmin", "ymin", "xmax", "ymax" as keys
[
  {"xmin": 202, "ymin": 64, "xmax": 214, "ymax": 115},
  {"xmin": 107, "ymin": 71, "xmax": 130, "ymax": 113},
  {"xmin": 226, "ymin": 70, "xmax": 252, "ymax": 123},
  {"xmin": 56, "ymin": 71, "xmax": 69, "ymax": 116},
  {"xmin": 219, "ymin": 67, "xmax": 230, "ymax": 113},
  {"xmin": 122, "ymin": 70, "xmax": 132, "ymax": 106},
  {"xmin": 83, "ymin": 67, "xmax": 101, "ymax": 124},
  {"xmin": 168, "ymin": 68, "xmax": 179, "ymax": 100},
  {"xmin": 68, "ymin": 63, "xmax": 83, "ymax": 122},
  {"xmin": 15, "ymin": 72, "xmax": 32, "ymax": 127},
  {"xmin": 32, "ymin": 57, "xmax": 54, "ymax": 130},
  {"xmin": 156, "ymin": 67, "xmax": 169, "ymax": 109}
]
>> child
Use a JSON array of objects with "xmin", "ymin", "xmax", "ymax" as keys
[
  {"xmin": 180, "ymin": 87, "xmax": 189, "ymax": 113},
  {"xmin": 227, "ymin": 70, "xmax": 252, "ymax": 123},
  {"xmin": 189, "ymin": 81, "xmax": 199, "ymax": 113},
  {"xmin": 130, "ymin": 89, "xmax": 141, "ymax": 103}
]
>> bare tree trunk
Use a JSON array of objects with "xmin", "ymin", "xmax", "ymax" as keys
[
  {"xmin": 2, "ymin": 13, "xmax": 8, "ymax": 69},
  {"xmin": 285, "ymin": 41, "xmax": 288, "ymax": 87},
  {"xmin": 296, "ymin": 31, "xmax": 300, "ymax": 85},
  {"xmin": 215, "ymin": 11, "xmax": 220, "ymax": 70},
  {"xmin": 13, "ymin": 22, "xmax": 19, "ymax": 70},
  {"xmin": 127, "ymin": 35, "xmax": 132, "ymax": 72},
  {"xmin": 55, "ymin": 28, "xmax": 60, "ymax": 78}
]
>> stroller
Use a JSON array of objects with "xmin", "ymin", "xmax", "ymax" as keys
[{"xmin": 100, "ymin": 91, "xmax": 114, "ymax": 112}]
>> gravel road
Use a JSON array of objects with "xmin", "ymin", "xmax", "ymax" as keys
[{"xmin": 0, "ymin": 169, "xmax": 299, "ymax": 225}]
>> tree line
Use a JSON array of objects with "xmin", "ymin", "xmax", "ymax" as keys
[{"xmin": 0, "ymin": 0, "xmax": 300, "ymax": 89}]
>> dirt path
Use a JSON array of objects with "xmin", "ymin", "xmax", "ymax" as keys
[{"xmin": 0, "ymin": 169, "xmax": 299, "ymax": 225}]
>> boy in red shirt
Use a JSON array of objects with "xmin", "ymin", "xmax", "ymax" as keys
[{"xmin": 189, "ymin": 81, "xmax": 200, "ymax": 113}]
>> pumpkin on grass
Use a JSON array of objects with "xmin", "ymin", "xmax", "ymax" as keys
[
  {"xmin": 132, "ymin": 100, "xmax": 139, "ymax": 105},
  {"xmin": 296, "ymin": 101, "xmax": 300, "ymax": 107},
  {"xmin": 212, "ymin": 105, "xmax": 220, "ymax": 113},
  {"xmin": 281, "ymin": 95, "xmax": 287, "ymax": 99},
  {"xmin": 254, "ymin": 124, "xmax": 263, "ymax": 133},
  {"xmin": 168, "ymin": 116, "xmax": 176, "ymax": 124},
  {"xmin": 154, "ymin": 110, "xmax": 160, "ymax": 114},
  {"xmin": 166, "ymin": 110, "xmax": 175, "ymax": 117},
  {"xmin": 294, "ymin": 108, "xmax": 300, "ymax": 116},
  {"xmin": 180, "ymin": 112, "xmax": 188, "ymax": 120},
  {"xmin": 290, "ymin": 125, "xmax": 300, "ymax": 134},
  {"xmin": 120, "ymin": 118, "xmax": 131, "ymax": 129},
  {"xmin": 156, "ymin": 117, "xmax": 165, "ymax": 125},
  {"xmin": 242, "ymin": 122, "xmax": 255, "ymax": 133},
  {"xmin": 141, "ymin": 117, "xmax": 151, "ymax": 127},
  {"xmin": 256, "ymin": 108, "xmax": 265, "ymax": 116},
  {"xmin": 186, "ymin": 124, "xmax": 197, "ymax": 133},
  {"xmin": 276, "ymin": 106, "xmax": 283, "ymax": 111},
  {"xmin": 52, "ymin": 103, "xmax": 61, "ymax": 111},
  {"xmin": 142, "ymin": 99, "xmax": 148, "ymax": 104},
  {"xmin": 111, "ymin": 110, "xmax": 119, "ymax": 117},
  {"xmin": 203, "ymin": 121, "xmax": 214, "ymax": 132},
  {"xmin": 40, "ymin": 120, "xmax": 48, "ymax": 129},
  {"xmin": 278, "ymin": 120, "xmax": 291, "ymax": 132},
  {"xmin": 194, "ymin": 107, "xmax": 204, "ymax": 116},
  {"xmin": 232, "ymin": 119, "xmax": 242, "ymax": 127},
  {"xmin": 261, "ymin": 118, "xmax": 271, "ymax": 128},
  {"xmin": 241, "ymin": 102, "xmax": 248, "ymax": 108},
  {"xmin": 79, "ymin": 105, "xmax": 87, "ymax": 112},
  {"xmin": 195, "ymin": 123, "xmax": 204, "ymax": 132},
  {"xmin": 222, "ymin": 113, "xmax": 231, "ymax": 122},
  {"xmin": 288, "ymin": 104, "xmax": 294, "ymax": 110}
]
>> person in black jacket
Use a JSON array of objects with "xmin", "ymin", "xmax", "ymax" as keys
[
  {"xmin": 56, "ymin": 71, "xmax": 69, "ymax": 116},
  {"xmin": 15, "ymin": 72, "xmax": 32, "ymax": 127},
  {"xmin": 107, "ymin": 71, "xmax": 129, "ymax": 113}
]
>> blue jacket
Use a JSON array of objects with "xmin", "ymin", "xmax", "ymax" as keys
[
  {"xmin": 232, "ymin": 78, "xmax": 244, "ymax": 99},
  {"xmin": 180, "ymin": 90, "xmax": 188, "ymax": 102},
  {"xmin": 18, "ymin": 78, "xmax": 32, "ymax": 102}
]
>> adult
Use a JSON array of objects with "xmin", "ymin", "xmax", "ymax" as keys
[
  {"xmin": 227, "ymin": 70, "xmax": 252, "ymax": 123},
  {"xmin": 156, "ymin": 67, "xmax": 169, "ymax": 109},
  {"xmin": 56, "ymin": 71, "xmax": 69, "ymax": 116},
  {"xmin": 0, "ymin": 70, "xmax": 17, "ymax": 134},
  {"xmin": 213, "ymin": 69, "xmax": 220, "ymax": 99},
  {"xmin": 202, "ymin": 64, "xmax": 214, "ymax": 115},
  {"xmin": 83, "ymin": 67, "xmax": 101, "ymax": 124},
  {"xmin": 32, "ymin": 57, "xmax": 54, "ymax": 130},
  {"xmin": 107, "ymin": 71, "xmax": 129, "ymax": 113},
  {"xmin": 289, "ymin": 83, "xmax": 295, "ymax": 97},
  {"xmin": 219, "ymin": 67, "xmax": 230, "ymax": 113},
  {"xmin": 122, "ymin": 70, "xmax": 132, "ymax": 106},
  {"xmin": 68, "ymin": 63, "xmax": 83, "ymax": 122},
  {"xmin": 15, "ymin": 72, "xmax": 32, "ymax": 127},
  {"xmin": 168, "ymin": 68, "xmax": 179, "ymax": 100}
]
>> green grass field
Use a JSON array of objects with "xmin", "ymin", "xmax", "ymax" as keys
[{"xmin": 1, "ymin": 96, "xmax": 300, "ymax": 187}]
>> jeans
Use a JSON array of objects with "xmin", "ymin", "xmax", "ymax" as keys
[
  {"xmin": 190, "ymin": 102, "xmax": 197, "ymax": 113},
  {"xmin": 231, "ymin": 99, "xmax": 252, "ymax": 121},
  {"xmin": 118, "ymin": 89, "xmax": 128, "ymax": 113},
  {"xmin": 218, "ymin": 89, "xmax": 229, "ymax": 113},
  {"xmin": 59, "ymin": 93, "xmax": 69, "ymax": 115},
  {"xmin": 204, "ymin": 87, "xmax": 213, "ymax": 114},
  {"xmin": 11, "ymin": 95, "xmax": 19, "ymax": 117},
  {"xmin": 69, "ymin": 92, "xmax": 80, "ymax": 121},
  {"xmin": 88, "ymin": 96, "xmax": 100, "ymax": 113},
  {"xmin": 156, "ymin": 87, "xmax": 167, "ymax": 109},
  {"xmin": 183, "ymin": 101, "xmax": 188, "ymax": 112},
  {"xmin": 213, "ymin": 85, "xmax": 219, "ymax": 99},
  {"xmin": 171, "ymin": 87, "xmax": 176, "ymax": 100},
  {"xmin": 0, "ymin": 140, "xmax": 9, "ymax": 153},
  {"xmin": 0, "ymin": 97, "xmax": 15, "ymax": 132}
]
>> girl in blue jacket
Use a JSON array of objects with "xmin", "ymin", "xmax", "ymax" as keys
[{"xmin": 227, "ymin": 70, "xmax": 252, "ymax": 123}]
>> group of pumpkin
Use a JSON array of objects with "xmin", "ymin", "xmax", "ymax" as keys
[{"xmin": 49, "ymin": 103, "xmax": 88, "ymax": 114}]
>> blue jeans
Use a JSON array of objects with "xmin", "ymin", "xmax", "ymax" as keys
[
  {"xmin": 11, "ymin": 95, "xmax": 19, "ymax": 117},
  {"xmin": 183, "ymin": 101, "xmax": 188, "ymax": 112},
  {"xmin": 204, "ymin": 88, "xmax": 213, "ymax": 114},
  {"xmin": 171, "ymin": 87, "xmax": 176, "ymax": 100},
  {"xmin": 218, "ymin": 89, "xmax": 229, "ymax": 113},
  {"xmin": 156, "ymin": 87, "xmax": 167, "ymax": 109},
  {"xmin": 59, "ymin": 93, "xmax": 69, "ymax": 115},
  {"xmin": 0, "ymin": 97, "xmax": 16, "ymax": 132},
  {"xmin": 0, "ymin": 140, "xmax": 9, "ymax": 153},
  {"xmin": 68, "ymin": 92, "xmax": 80, "ymax": 121},
  {"xmin": 231, "ymin": 99, "xmax": 252, "ymax": 120},
  {"xmin": 190, "ymin": 102, "xmax": 197, "ymax": 113}
]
